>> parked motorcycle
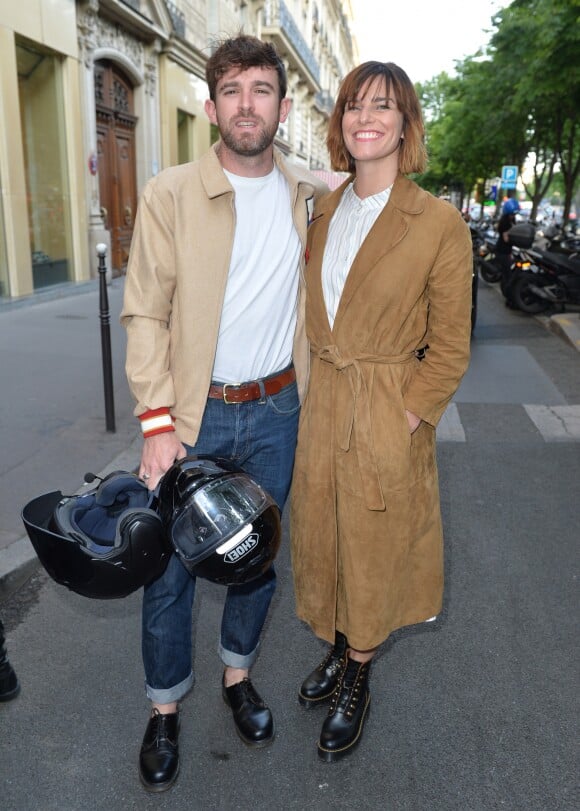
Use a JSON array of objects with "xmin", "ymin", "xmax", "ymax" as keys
[
  {"xmin": 473, "ymin": 223, "xmax": 503, "ymax": 283},
  {"xmin": 475, "ymin": 220, "xmax": 536, "ymax": 285},
  {"xmin": 507, "ymin": 248, "xmax": 580, "ymax": 314},
  {"xmin": 534, "ymin": 222, "xmax": 580, "ymax": 257}
]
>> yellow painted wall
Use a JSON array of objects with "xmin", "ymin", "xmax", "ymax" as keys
[
  {"xmin": 0, "ymin": 0, "xmax": 78, "ymax": 56},
  {"xmin": 159, "ymin": 55, "xmax": 211, "ymax": 168}
]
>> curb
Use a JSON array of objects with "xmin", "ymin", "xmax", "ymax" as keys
[
  {"xmin": 0, "ymin": 436, "xmax": 143, "ymax": 602},
  {"xmin": 547, "ymin": 312, "xmax": 580, "ymax": 353},
  {"xmin": 485, "ymin": 276, "xmax": 580, "ymax": 355}
]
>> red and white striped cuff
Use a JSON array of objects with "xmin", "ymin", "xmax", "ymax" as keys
[{"xmin": 139, "ymin": 408, "xmax": 175, "ymax": 438}]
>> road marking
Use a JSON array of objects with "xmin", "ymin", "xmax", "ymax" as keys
[
  {"xmin": 524, "ymin": 405, "xmax": 580, "ymax": 441},
  {"xmin": 436, "ymin": 403, "xmax": 465, "ymax": 442}
]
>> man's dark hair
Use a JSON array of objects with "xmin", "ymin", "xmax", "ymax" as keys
[{"xmin": 206, "ymin": 35, "xmax": 287, "ymax": 101}]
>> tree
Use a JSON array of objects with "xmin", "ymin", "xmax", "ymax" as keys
[
  {"xmin": 489, "ymin": 0, "xmax": 580, "ymax": 220},
  {"xmin": 415, "ymin": 0, "xmax": 579, "ymax": 220}
]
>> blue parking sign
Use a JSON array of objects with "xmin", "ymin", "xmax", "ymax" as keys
[{"xmin": 501, "ymin": 165, "xmax": 518, "ymax": 183}]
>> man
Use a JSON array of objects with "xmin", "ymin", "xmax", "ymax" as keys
[
  {"xmin": 496, "ymin": 196, "xmax": 519, "ymax": 306},
  {"xmin": 121, "ymin": 35, "xmax": 326, "ymax": 792}
]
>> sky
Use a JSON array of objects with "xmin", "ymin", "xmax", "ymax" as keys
[{"xmin": 350, "ymin": 0, "xmax": 513, "ymax": 84}]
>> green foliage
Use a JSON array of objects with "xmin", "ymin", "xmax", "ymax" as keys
[{"xmin": 415, "ymin": 0, "xmax": 580, "ymax": 220}]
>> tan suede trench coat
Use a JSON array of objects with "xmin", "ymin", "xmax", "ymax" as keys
[
  {"xmin": 121, "ymin": 144, "xmax": 326, "ymax": 446},
  {"xmin": 290, "ymin": 174, "xmax": 473, "ymax": 650}
]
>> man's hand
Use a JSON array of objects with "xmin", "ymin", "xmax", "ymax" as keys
[
  {"xmin": 139, "ymin": 433, "xmax": 187, "ymax": 490},
  {"xmin": 405, "ymin": 409, "xmax": 422, "ymax": 434}
]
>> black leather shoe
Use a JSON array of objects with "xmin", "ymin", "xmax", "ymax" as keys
[
  {"xmin": 222, "ymin": 676, "xmax": 274, "ymax": 748},
  {"xmin": 299, "ymin": 631, "xmax": 348, "ymax": 709},
  {"xmin": 317, "ymin": 657, "xmax": 371, "ymax": 762},
  {"xmin": 139, "ymin": 709, "xmax": 180, "ymax": 793}
]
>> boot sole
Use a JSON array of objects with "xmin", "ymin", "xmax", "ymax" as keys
[
  {"xmin": 233, "ymin": 723, "xmax": 275, "ymax": 749},
  {"xmin": 317, "ymin": 695, "xmax": 370, "ymax": 763}
]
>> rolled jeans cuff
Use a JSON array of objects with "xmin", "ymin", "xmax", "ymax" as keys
[
  {"xmin": 219, "ymin": 640, "xmax": 260, "ymax": 670},
  {"xmin": 145, "ymin": 671, "xmax": 194, "ymax": 704}
]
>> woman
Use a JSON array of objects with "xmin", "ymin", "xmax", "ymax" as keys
[{"xmin": 290, "ymin": 62, "xmax": 473, "ymax": 762}]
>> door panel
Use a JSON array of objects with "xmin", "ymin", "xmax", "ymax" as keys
[
  {"xmin": 115, "ymin": 129, "xmax": 137, "ymax": 268},
  {"xmin": 94, "ymin": 61, "xmax": 137, "ymax": 274}
]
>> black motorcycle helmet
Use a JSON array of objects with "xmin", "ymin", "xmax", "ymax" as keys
[
  {"xmin": 158, "ymin": 456, "xmax": 281, "ymax": 586},
  {"xmin": 21, "ymin": 471, "xmax": 170, "ymax": 599}
]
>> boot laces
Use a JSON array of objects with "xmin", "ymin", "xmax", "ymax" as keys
[
  {"xmin": 329, "ymin": 661, "xmax": 367, "ymax": 717},
  {"xmin": 317, "ymin": 635, "xmax": 347, "ymax": 674},
  {"xmin": 318, "ymin": 647, "xmax": 345, "ymax": 674},
  {"xmin": 150, "ymin": 708, "xmax": 176, "ymax": 747}
]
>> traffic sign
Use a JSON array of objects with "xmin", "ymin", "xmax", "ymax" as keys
[{"xmin": 501, "ymin": 165, "xmax": 518, "ymax": 184}]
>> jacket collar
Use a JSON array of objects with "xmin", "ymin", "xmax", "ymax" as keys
[
  {"xmin": 199, "ymin": 142, "xmax": 316, "ymax": 199},
  {"xmin": 316, "ymin": 172, "xmax": 426, "ymax": 219}
]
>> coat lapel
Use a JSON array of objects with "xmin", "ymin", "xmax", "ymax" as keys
[
  {"xmin": 333, "ymin": 175, "xmax": 426, "ymax": 327},
  {"xmin": 306, "ymin": 182, "xmax": 349, "ymax": 339}
]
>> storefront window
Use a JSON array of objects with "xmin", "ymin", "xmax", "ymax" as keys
[{"xmin": 17, "ymin": 39, "xmax": 73, "ymax": 290}]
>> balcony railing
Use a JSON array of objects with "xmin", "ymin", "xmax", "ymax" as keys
[
  {"xmin": 263, "ymin": 0, "xmax": 320, "ymax": 84},
  {"xmin": 166, "ymin": 0, "xmax": 186, "ymax": 37}
]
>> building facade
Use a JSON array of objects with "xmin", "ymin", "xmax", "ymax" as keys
[{"xmin": 0, "ymin": 0, "xmax": 356, "ymax": 300}]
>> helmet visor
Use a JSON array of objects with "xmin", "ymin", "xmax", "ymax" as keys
[{"xmin": 171, "ymin": 473, "xmax": 272, "ymax": 564}]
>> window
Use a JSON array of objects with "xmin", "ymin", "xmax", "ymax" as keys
[{"xmin": 17, "ymin": 39, "xmax": 73, "ymax": 289}]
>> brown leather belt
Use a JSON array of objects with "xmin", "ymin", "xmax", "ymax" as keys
[{"xmin": 208, "ymin": 367, "xmax": 296, "ymax": 404}]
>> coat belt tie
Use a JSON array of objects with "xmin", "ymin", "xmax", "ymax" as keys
[{"xmin": 314, "ymin": 344, "xmax": 416, "ymax": 511}]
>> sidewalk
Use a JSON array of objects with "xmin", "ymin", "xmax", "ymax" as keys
[
  {"xmin": 0, "ymin": 279, "xmax": 141, "ymax": 598},
  {"xmin": 0, "ymin": 283, "xmax": 579, "ymax": 600}
]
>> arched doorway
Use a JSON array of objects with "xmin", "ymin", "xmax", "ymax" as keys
[{"xmin": 94, "ymin": 60, "xmax": 138, "ymax": 274}]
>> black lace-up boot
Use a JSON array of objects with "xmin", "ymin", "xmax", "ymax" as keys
[
  {"xmin": 317, "ymin": 656, "xmax": 371, "ymax": 762},
  {"xmin": 298, "ymin": 631, "xmax": 348, "ymax": 709},
  {"xmin": 139, "ymin": 708, "xmax": 180, "ymax": 792}
]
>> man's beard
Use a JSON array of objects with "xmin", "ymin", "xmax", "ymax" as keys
[{"xmin": 219, "ymin": 116, "xmax": 279, "ymax": 157}]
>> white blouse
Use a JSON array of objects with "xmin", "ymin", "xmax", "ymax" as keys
[{"xmin": 321, "ymin": 182, "xmax": 392, "ymax": 328}]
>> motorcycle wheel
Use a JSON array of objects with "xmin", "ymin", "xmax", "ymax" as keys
[
  {"xmin": 477, "ymin": 258, "xmax": 502, "ymax": 284},
  {"xmin": 500, "ymin": 266, "xmax": 517, "ymax": 300},
  {"xmin": 511, "ymin": 274, "xmax": 552, "ymax": 314}
]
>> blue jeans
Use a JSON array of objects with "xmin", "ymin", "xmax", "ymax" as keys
[{"xmin": 142, "ymin": 374, "xmax": 300, "ymax": 704}]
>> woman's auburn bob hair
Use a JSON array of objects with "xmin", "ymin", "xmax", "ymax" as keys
[{"xmin": 327, "ymin": 61, "xmax": 428, "ymax": 176}]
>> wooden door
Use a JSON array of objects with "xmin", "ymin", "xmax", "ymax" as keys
[{"xmin": 95, "ymin": 61, "xmax": 137, "ymax": 274}]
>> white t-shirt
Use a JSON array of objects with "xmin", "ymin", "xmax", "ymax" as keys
[
  {"xmin": 322, "ymin": 182, "xmax": 392, "ymax": 328},
  {"xmin": 212, "ymin": 166, "xmax": 301, "ymax": 383}
]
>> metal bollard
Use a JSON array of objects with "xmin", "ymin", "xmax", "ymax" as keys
[{"xmin": 96, "ymin": 243, "xmax": 116, "ymax": 433}]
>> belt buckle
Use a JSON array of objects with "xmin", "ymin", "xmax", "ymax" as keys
[{"xmin": 222, "ymin": 382, "xmax": 241, "ymax": 404}]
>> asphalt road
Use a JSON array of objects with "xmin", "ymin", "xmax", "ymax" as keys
[{"xmin": 1, "ymin": 281, "xmax": 578, "ymax": 810}]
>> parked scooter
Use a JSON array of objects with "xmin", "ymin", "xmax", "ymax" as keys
[
  {"xmin": 476, "ymin": 220, "xmax": 536, "ymax": 285},
  {"xmin": 534, "ymin": 222, "xmax": 580, "ymax": 257},
  {"xmin": 473, "ymin": 223, "xmax": 503, "ymax": 283},
  {"xmin": 507, "ymin": 248, "xmax": 580, "ymax": 314}
]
